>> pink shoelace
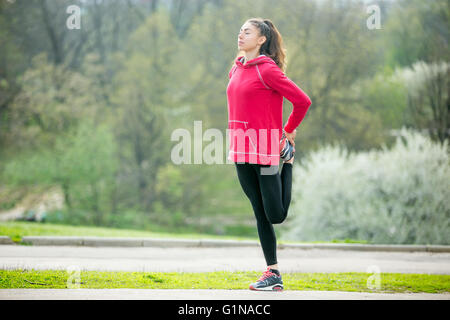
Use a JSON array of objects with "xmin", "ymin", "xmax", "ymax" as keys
[{"xmin": 258, "ymin": 269, "xmax": 276, "ymax": 282}]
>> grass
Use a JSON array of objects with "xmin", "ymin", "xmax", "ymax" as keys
[
  {"xmin": 0, "ymin": 221, "xmax": 258, "ymax": 244},
  {"xmin": 0, "ymin": 270, "xmax": 448, "ymax": 293},
  {"xmin": 0, "ymin": 221, "xmax": 368, "ymax": 244}
]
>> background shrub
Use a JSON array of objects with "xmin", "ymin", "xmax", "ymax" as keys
[{"xmin": 283, "ymin": 127, "xmax": 450, "ymax": 244}]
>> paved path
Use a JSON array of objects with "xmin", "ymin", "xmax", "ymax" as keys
[
  {"xmin": 1, "ymin": 245, "xmax": 449, "ymax": 274},
  {"xmin": 0, "ymin": 289, "xmax": 449, "ymax": 300}
]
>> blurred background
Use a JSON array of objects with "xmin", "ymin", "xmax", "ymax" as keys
[{"xmin": 0, "ymin": 0, "xmax": 448, "ymax": 244}]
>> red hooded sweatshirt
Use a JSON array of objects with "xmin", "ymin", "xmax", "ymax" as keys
[{"xmin": 226, "ymin": 54, "xmax": 312, "ymax": 165}]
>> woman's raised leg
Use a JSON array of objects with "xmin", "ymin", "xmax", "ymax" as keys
[{"xmin": 256, "ymin": 162, "xmax": 293, "ymax": 224}]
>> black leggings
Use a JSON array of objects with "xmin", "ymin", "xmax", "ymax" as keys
[{"xmin": 234, "ymin": 162, "xmax": 293, "ymax": 266}]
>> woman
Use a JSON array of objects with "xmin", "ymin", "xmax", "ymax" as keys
[{"xmin": 226, "ymin": 17, "xmax": 312, "ymax": 291}]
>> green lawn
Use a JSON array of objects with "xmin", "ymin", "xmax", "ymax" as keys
[
  {"xmin": 0, "ymin": 270, "xmax": 448, "ymax": 293},
  {"xmin": 0, "ymin": 221, "xmax": 367, "ymax": 244},
  {"xmin": 0, "ymin": 221, "xmax": 257, "ymax": 243}
]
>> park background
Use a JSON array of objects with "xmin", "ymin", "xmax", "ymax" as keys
[{"xmin": 0, "ymin": 0, "xmax": 448, "ymax": 245}]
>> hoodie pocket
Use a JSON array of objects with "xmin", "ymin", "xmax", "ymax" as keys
[{"xmin": 228, "ymin": 120, "xmax": 257, "ymax": 153}]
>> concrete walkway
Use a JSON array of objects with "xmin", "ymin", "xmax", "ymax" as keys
[
  {"xmin": 1, "ymin": 245, "xmax": 449, "ymax": 274},
  {"xmin": 16, "ymin": 236, "xmax": 450, "ymax": 252},
  {"xmin": 0, "ymin": 289, "xmax": 449, "ymax": 300}
]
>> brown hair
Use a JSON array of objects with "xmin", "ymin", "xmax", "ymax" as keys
[{"xmin": 234, "ymin": 17, "xmax": 287, "ymax": 72}]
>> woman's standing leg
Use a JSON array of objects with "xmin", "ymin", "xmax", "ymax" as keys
[
  {"xmin": 234, "ymin": 162, "xmax": 278, "ymax": 266},
  {"xmin": 234, "ymin": 162, "xmax": 291, "ymax": 291},
  {"xmin": 254, "ymin": 162, "xmax": 293, "ymax": 273}
]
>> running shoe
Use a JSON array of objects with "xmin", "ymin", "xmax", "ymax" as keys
[
  {"xmin": 249, "ymin": 267, "xmax": 284, "ymax": 291},
  {"xmin": 279, "ymin": 132, "xmax": 295, "ymax": 162}
]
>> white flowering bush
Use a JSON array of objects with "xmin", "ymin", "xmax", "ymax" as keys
[
  {"xmin": 393, "ymin": 61, "xmax": 449, "ymax": 98},
  {"xmin": 283, "ymin": 127, "xmax": 450, "ymax": 244}
]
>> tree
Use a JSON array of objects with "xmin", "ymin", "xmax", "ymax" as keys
[
  {"xmin": 2, "ymin": 54, "xmax": 101, "ymax": 154},
  {"xmin": 110, "ymin": 8, "xmax": 179, "ymax": 212},
  {"xmin": 2, "ymin": 119, "xmax": 118, "ymax": 226},
  {"xmin": 384, "ymin": 0, "xmax": 449, "ymax": 67},
  {"xmin": 394, "ymin": 61, "xmax": 450, "ymax": 143}
]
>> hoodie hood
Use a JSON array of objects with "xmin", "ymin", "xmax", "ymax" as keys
[{"xmin": 235, "ymin": 55, "xmax": 274, "ymax": 68}]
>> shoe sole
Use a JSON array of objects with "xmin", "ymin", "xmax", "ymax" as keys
[
  {"xmin": 249, "ymin": 284, "xmax": 284, "ymax": 292},
  {"xmin": 280, "ymin": 139, "xmax": 291, "ymax": 157},
  {"xmin": 280, "ymin": 138, "xmax": 294, "ymax": 161}
]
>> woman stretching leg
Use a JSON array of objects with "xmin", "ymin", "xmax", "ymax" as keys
[{"xmin": 226, "ymin": 17, "xmax": 311, "ymax": 291}]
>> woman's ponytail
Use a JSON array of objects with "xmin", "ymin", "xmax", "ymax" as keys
[{"xmin": 248, "ymin": 18, "xmax": 287, "ymax": 72}]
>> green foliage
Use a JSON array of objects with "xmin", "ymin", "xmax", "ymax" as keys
[
  {"xmin": 384, "ymin": 0, "xmax": 449, "ymax": 67},
  {"xmin": 3, "ymin": 120, "xmax": 118, "ymax": 225},
  {"xmin": 2, "ymin": 53, "xmax": 102, "ymax": 153},
  {"xmin": 359, "ymin": 66, "xmax": 408, "ymax": 130},
  {"xmin": 0, "ymin": 0, "xmax": 448, "ymax": 236},
  {"xmin": 393, "ymin": 60, "xmax": 450, "ymax": 143},
  {"xmin": 109, "ymin": 9, "xmax": 179, "ymax": 213}
]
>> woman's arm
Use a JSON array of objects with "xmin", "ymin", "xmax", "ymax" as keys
[{"xmin": 260, "ymin": 63, "xmax": 312, "ymax": 134}]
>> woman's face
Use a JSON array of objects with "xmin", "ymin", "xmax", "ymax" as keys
[{"xmin": 237, "ymin": 22, "xmax": 266, "ymax": 52}]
